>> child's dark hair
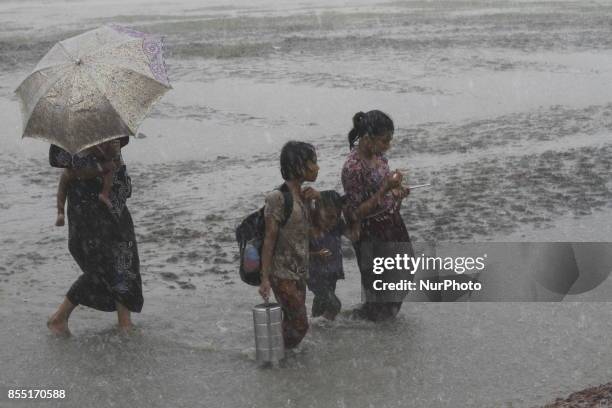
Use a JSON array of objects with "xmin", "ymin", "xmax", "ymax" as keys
[
  {"xmin": 320, "ymin": 190, "xmax": 344, "ymax": 211},
  {"xmin": 312, "ymin": 190, "xmax": 345, "ymax": 228},
  {"xmin": 348, "ymin": 110, "xmax": 394, "ymax": 150},
  {"xmin": 280, "ymin": 141, "xmax": 317, "ymax": 181}
]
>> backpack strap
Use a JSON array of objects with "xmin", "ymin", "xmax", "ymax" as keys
[{"xmin": 280, "ymin": 191, "xmax": 293, "ymax": 227}]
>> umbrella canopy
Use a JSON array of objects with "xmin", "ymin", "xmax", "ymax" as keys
[{"xmin": 15, "ymin": 24, "xmax": 171, "ymax": 153}]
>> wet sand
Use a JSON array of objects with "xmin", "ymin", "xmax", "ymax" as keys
[
  {"xmin": 1, "ymin": 1, "xmax": 612, "ymax": 407},
  {"xmin": 542, "ymin": 383, "xmax": 612, "ymax": 407}
]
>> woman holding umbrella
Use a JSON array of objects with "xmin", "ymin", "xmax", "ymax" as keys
[
  {"xmin": 14, "ymin": 25, "xmax": 171, "ymax": 334},
  {"xmin": 47, "ymin": 138, "xmax": 141, "ymax": 334}
]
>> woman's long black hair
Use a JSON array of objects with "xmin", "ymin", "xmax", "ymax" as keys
[{"xmin": 348, "ymin": 110, "xmax": 394, "ymax": 150}]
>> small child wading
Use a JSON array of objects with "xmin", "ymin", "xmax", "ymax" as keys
[{"xmin": 307, "ymin": 190, "xmax": 359, "ymax": 320}]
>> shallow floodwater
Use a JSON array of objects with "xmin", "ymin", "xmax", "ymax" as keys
[{"xmin": 1, "ymin": 1, "xmax": 612, "ymax": 407}]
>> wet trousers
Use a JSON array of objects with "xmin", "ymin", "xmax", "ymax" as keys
[
  {"xmin": 308, "ymin": 279, "xmax": 341, "ymax": 319},
  {"xmin": 270, "ymin": 276, "xmax": 309, "ymax": 349}
]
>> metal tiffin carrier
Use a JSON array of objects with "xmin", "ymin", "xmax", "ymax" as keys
[{"xmin": 252, "ymin": 302, "xmax": 284, "ymax": 364}]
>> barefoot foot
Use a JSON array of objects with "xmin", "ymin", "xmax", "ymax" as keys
[
  {"xmin": 55, "ymin": 213, "xmax": 65, "ymax": 227},
  {"xmin": 47, "ymin": 315, "xmax": 70, "ymax": 336},
  {"xmin": 117, "ymin": 323, "xmax": 136, "ymax": 335}
]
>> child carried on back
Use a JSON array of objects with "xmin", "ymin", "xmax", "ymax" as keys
[
  {"xmin": 308, "ymin": 190, "xmax": 359, "ymax": 320},
  {"xmin": 55, "ymin": 139, "xmax": 121, "ymax": 226}
]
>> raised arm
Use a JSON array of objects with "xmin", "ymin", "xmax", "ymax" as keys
[
  {"xmin": 342, "ymin": 166, "xmax": 402, "ymax": 221},
  {"xmin": 100, "ymin": 139, "xmax": 121, "ymax": 162}
]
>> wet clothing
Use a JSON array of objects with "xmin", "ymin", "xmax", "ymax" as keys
[
  {"xmin": 270, "ymin": 276, "xmax": 308, "ymax": 349},
  {"xmin": 310, "ymin": 281, "xmax": 341, "ymax": 318},
  {"xmin": 307, "ymin": 224, "xmax": 344, "ymax": 318},
  {"xmin": 264, "ymin": 186, "xmax": 311, "ymax": 348},
  {"xmin": 308, "ymin": 224, "xmax": 344, "ymax": 281},
  {"xmin": 353, "ymin": 212, "xmax": 414, "ymax": 321},
  {"xmin": 56, "ymin": 140, "xmax": 119, "ymax": 213},
  {"xmin": 50, "ymin": 141, "xmax": 143, "ymax": 312},
  {"xmin": 342, "ymin": 148, "xmax": 414, "ymax": 321},
  {"xmin": 342, "ymin": 149, "xmax": 399, "ymax": 218},
  {"xmin": 264, "ymin": 190, "xmax": 310, "ymax": 281}
]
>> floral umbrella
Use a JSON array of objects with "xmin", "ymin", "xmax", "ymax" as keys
[{"xmin": 15, "ymin": 24, "xmax": 171, "ymax": 153}]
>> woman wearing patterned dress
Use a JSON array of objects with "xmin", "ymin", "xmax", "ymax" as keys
[
  {"xmin": 341, "ymin": 110, "xmax": 414, "ymax": 321},
  {"xmin": 46, "ymin": 137, "xmax": 143, "ymax": 335}
]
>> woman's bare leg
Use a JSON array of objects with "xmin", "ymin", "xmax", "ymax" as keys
[
  {"xmin": 116, "ymin": 302, "xmax": 133, "ymax": 332},
  {"xmin": 47, "ymin": 297, "xmax": 76, "ymax": 335}
]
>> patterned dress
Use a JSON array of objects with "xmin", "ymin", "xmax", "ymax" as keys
[
  {"xmin": 49, "ymin": 139, "xmax": 143, "ymax": 312},
  {"xmin": 341, "ymin": 148, "xmax": 414, "ymax": 321},
  {"xmin": 264, "ymin": 189, "xmax": 309, "ymax": 281}
]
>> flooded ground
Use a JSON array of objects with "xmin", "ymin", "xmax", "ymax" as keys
[{"xmin": 1, "ymin": 0, "xmax": 611, "ymax": 407}]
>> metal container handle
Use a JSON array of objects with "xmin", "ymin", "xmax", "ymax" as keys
[{"xmin": 265, "ymin": 300, "xmax": 272, "ymax": 362}]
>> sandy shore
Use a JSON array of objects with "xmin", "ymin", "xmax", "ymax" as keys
[{"xmin": 542, "ymin": 383, "xmax": 612, "ymax": 408}]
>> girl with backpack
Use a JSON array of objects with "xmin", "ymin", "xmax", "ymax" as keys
[{"xmin": 258, "ymin": 141, "xmax": 320, "ymax": 349}]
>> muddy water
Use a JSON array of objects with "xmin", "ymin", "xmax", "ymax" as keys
[{"xmin": 1, "ymin": 1, "xmax": 611, "ymax": 407}]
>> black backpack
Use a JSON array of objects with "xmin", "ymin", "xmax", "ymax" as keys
[{"xmin": 235, "ymin": 185, "xmax": 293, "ymax": 286}]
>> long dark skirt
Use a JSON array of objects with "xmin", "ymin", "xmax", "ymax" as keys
[
  {"xmin": 65, "ymin": 169, "xmax": 143, "ymax": 313},
  {"xmin": 353, "ymin": 211, "xmax": 414, "ymax": 321}
]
